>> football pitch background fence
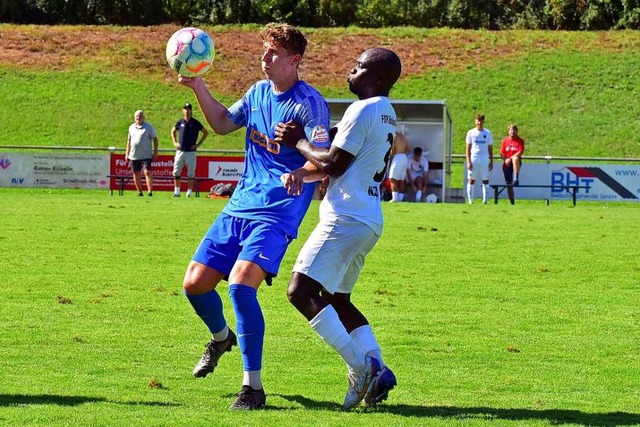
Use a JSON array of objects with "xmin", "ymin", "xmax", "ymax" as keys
[{"xmin": 1, "ymin": 145, "xmax": 640, "ymax": 203}]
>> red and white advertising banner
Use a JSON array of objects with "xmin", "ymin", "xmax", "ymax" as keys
[
  {"xmin": 0, "ymin": 152, "xmax": 110, "ymax": 189},
  {"xmin": 465, "ymin": 163, "xmax": 640, "ymax": 202},
  {"xmin": 110, "ymin": 153, "xmax": 245, "ymax": 193}
]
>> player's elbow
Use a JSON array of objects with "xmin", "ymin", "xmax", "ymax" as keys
[{"xmin": 325, "ymin": 163, "xmax": 346, "ymax": 178}]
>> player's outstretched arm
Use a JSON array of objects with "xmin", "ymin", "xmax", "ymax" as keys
[
  {"xmin": 178, "ymin": 76, "xmax": 240, "ymax": 135},
  {"xmin": 281, "ymin": 162, "xmax": 326, "ymax": 196},
  {"xmin": 275, "ymin": 121, "xmax": 353, "ymax": 178}
]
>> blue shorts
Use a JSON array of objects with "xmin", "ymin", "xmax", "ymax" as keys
[{"xmin": 192, "ymin": 212, "xmax": 293, "ymax": 285}]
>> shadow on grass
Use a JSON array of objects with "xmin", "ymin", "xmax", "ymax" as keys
[
  {"xmin": 0, "ymin": 394, "xmax": 180, "ymax": 407},
  {"xmin": 276, "ymin": 394, "xmax": 640, "ymax": 426}
]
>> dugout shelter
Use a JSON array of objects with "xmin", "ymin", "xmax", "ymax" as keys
[{"xmin": 327, "ymin": 99, "xmax": 453, "ymax": 202}]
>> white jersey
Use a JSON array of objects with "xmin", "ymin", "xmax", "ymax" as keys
[
  {"xmin": 320, "ymin": 96, "xmax": 396, "ymax": 236},
  {"xmin": 466, "ymin": 128, "xmax": 493, "ymax": 162},
  {"xmin": 407, "ymin": 155, "xmax": 429, "ymax": 176}
]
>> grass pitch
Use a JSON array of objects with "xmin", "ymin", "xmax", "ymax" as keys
[{"xmin": 0, "ymin": 189, "xmax": 638, "ymax": 426}]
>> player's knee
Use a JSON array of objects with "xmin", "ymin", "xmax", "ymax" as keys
[
  {"xmin": 322, "ymin": 290, "xmax": 349, "ymax": 307},
  {"xmin": 287, "ymin": 274, "xmax": 318, "ymax": 309},
  {"xmin": 182, "ymin": 266, "xmax": 207, "ymax": 294}
]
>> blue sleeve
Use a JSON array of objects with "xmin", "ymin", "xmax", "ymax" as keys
[
  {"xmin": 228, "ymin": 83, "xmax": 258, "ymax": 127},
  {"xmin": 298, "ymin": 95, "xmax": 330, "ymax": 148}
]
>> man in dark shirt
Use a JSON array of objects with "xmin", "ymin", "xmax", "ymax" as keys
[{"xmin": 171, "ymin": 102, "xmax": 209, "ymax": 197}]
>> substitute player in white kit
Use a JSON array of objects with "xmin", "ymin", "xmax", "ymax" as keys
[
  {"xmin": 388, "ymin": 131, "xmax": 409, "ymax": 202},
  {"xmin": 465, "ymin": 114, "xmax": 494, "ymax": 204},
  {"xmin": 275, "ymin": 47, "xmax": 402, "ymax": 410}
]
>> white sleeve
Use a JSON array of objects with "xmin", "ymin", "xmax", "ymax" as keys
[{"xmin": 331, "ymin": 102, "xmax": 370, "ymax": 156}]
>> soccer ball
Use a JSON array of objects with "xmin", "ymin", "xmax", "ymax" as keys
[
  {"xmin": 166, "ymin": 27, "xmax": 215, "ymax": 77},
  {"xmin": 426, "ymin": 193, "xmax": 438, "ymax": 203}
]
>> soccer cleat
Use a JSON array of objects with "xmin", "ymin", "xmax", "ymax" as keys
[
  {"xmin": 365, "ymin": 366, "xmax": 397, "ymax": 405},
  {"xmin": 192, "ymin": 330, "xmax": 237, "ymax": 378},
  {"xmin": 513, "ymin": 179, "xmax": 519, "ymax": 186},
  {"xmin": 172, "ymin": 194, "xmax": 180, "ymax": 198},
  {"xmin": 229, "ymin": 385, "xmax": 266, "ymax": 410},
  {"xmin": 343, "ymin": 356, "xmax": 381, "ymax": 410},
  {"xmin": 138, "ymin": 192, "xmax": 144, "ymax": 197}
]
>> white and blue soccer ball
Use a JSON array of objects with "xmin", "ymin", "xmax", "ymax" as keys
[{"xmin": 166, "ymin": 27, "xmax": 215, "ymax": 77}]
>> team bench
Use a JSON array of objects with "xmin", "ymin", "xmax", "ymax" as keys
[
  {"xmin": 107, "ymin": 175, "xmax": 210, "ymax": 197},
  {"xmin": 490, "ymin": 184, "xmax": 590, "ymax": 206}
]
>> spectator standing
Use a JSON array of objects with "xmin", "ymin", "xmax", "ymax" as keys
[
  {"xmin": 407, "ymin": 146, "xmax": 429, "ymax": 202},
  {"xmin": 126, "ymin": 110, "xmax": 158, "ymax": 197},
  {"xmin": 465, "ymin": 114, "xmax": 493, "ymax": 204},
  {"xmin": 500, "ymin": 124, "xmax": 525, "ymax": 204},
  {"xmin": 171, "ymin": 102, "xmax": 209, "ymax": 198},
  {"xmin": 388, "ymin": 132, "xmax": 409, "ymax": 202}
]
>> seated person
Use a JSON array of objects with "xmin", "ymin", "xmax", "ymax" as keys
[{"xmin": 407, "ymin": 147, "xmax": 429, "ymax": 202}]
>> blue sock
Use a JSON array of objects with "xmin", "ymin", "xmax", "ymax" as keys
[
  {"xmin": 184, "ymin": 290, "xmax": 227, "ymax": 334},
  {"xmin": 229, "ymin": 284, "xmax": 264, "ymax": 371}
]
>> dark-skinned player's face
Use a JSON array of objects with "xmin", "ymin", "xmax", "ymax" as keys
[{"xmin": 347, "ymin": 50, "xmax": 377, "ymax": 96}]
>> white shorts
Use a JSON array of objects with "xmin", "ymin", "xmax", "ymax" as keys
[
  {"xmin": 409, "ymin": 170, "xmax": 426, "ymax": 182},
  {"xmin": 388, "ymin": 153, "xmax": 407, "ymax": 181},
  {"xmin": 467, "ymin": 160, "xmax": 490, "ymax": 181},
  {"xmin": 293, "ymin": 218, "xmax": 379, "ymax": 294},
  {"xmin": 173, "ymin": 150, "xmax": 197, "ymax": 178}
]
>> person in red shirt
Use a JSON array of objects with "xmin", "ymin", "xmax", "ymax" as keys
[{"xmin": 500, "ymin": 124, "xmax": 525, "ymax": 204}]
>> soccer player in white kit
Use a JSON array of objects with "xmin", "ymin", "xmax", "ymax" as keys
[
  {"xmin": 275, "ymin": 47, "xmax": 401, "ymax": 410},
  {"xmin": 407, "ymin": 146, "xmax": 429, "ymax": 202},
  {"xmin": 465, "ymin": 114, "xmax": 494, "ymax": 204},
  {"xmin": 388, "ymin": 131, "xmax": 409, "ymax": 202}
]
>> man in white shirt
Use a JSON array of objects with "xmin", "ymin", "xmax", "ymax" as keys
[
  {"xmin": 126, "ymin": 110, "xmax": 158, "ymax": 197},
  {"xmin": 465, "ymin": 114, "xmax": 493, "ymax": 204},
  {"xmin": 275, "ymin": 47, "xmax": 401, "ymax": 410},
  {"xmin": 407, "ymin": 146, "xmax": 429, "ymax": 202}
]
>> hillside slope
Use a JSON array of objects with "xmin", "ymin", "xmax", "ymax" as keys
[{"xmin": 1, "ymin": 25, "xmax": 639, "ymax": 158}]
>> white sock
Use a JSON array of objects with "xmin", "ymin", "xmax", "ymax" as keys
[
  {"xmin": 415, "ymin": 190, "xmax": 422, "ymax": 202},
  {"xmin": 391, "ymin": 191, "xmax": 398, "ymax": 201},
  {"xmin": 186, "ymin": 189, "xmax": 192, "ymax": 197},
  {"xmin": 350, "ymin": 325, "xmax": 385, "ymax": 368},
  {"xmin": 243, "ymin": 370, "xmax": 262, "ymax": 390},
  {"xmin": 174, "ymin": 186, "xmax": 180, "ymax": 195},
  {"xmin": 310, "ymin": 306, "xmax": 366, "ymax": 373},
  {"xmin": 467, "ymin": 183, "xmax": 473, "ymax": 203},
  {"xmin": 398, "ymin": 193, "xmax": 404, "ymax": 202},
  {"xmin": 212, "ymin": 325, "xmax": 229, "ymax": 342},
  {"xmin": 482, "ymin": 183, "xmax": 488, "ymax": 202}
]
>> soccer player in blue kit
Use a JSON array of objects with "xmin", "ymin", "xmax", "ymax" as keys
[{"xmin": 177, "ymin": 23, "xmax": 330, "ymax": 410}]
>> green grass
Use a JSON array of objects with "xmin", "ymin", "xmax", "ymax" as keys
[
  {"xmin": 2, "ymin": 27, "xmax": 640, "ymax": 158},
  {"xmin": 1, "ymin": 189, "xmax": 639, "ymax": 426}
]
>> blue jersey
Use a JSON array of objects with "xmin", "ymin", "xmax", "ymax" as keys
[{"xmin": 224, "ymin": 79, "xmax": 330, "ymax": 237}]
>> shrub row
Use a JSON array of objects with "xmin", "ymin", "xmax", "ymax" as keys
[{"xmin": 2, "ymin": 0, "xmax": 640, "ymax": 30}]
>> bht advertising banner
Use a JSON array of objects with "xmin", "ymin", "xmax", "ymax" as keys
[
  {"xmin": 0, "ymin": 152, "xmax": 110, "ymax": 189},
  {"xmin": 110, "ymin": 153, "xmax": 245, "ymax": 193},
  {"xmin": 465, "ymin": 162, "xmax": 640, "ymax": 202}
]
